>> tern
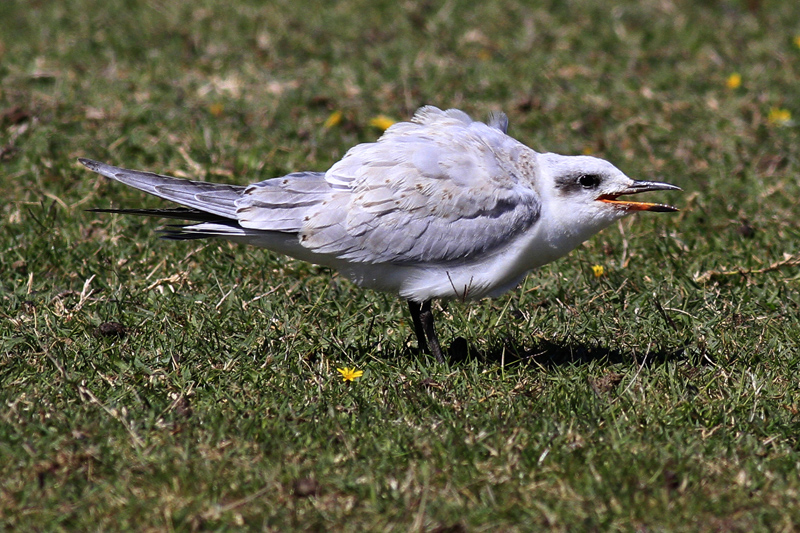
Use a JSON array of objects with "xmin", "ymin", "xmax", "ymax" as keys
[{"xmin": 80, "ymin": 106, "xmax": 680, "ymax": 362}]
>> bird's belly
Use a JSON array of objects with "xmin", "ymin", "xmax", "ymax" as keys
[
  {"xmin": 339, "ymin": 229, "xmax": 573, "ymax": 302},
  {"xmin": 242, "ymin": 222, "xmax": 588, "ymax": 302}
]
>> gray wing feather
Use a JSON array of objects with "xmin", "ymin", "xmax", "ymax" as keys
[
  {"xmin": 235, "ymin": 171, "xmax": 331, "ymax": 232},
  {"xmin": 487, "ymin": 111, "xmax": 509, "ymax": 133}
]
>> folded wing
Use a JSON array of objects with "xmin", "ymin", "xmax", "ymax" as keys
[{"xmin": 295, "ymin": 106, "xmax": 542, "ymax": 264}]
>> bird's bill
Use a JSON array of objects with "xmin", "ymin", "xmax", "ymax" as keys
[{"xmin": 596, "ymin": 180, "xmax": 681, "ymax": 212}]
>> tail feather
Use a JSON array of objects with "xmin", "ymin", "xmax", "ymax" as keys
[
  {"xmin": 80, "ymin": 159, "xmax": 329, "ymax": 246},
  {"xmin": 87, "ymin": 207, "xmax": 229, "ymax": 222},
  {"xmin": 158, "ymin": 221, "xmax": 259, "ymax": 241},
  {"xmin": 79, "ymin": 158, "xmax": 244, "ymax": 219}
]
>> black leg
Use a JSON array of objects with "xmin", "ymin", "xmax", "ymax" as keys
[
  {"xmin": 408, "ymin": 300, "xmax": 444, "ymax": 362},
  {"xmin": 408, "ymin": 300, "xmax": 429, "ymax": 355}
]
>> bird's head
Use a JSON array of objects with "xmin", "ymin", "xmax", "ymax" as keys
[{"xmin": 536, "ymin": 153, "xmax": 680, "ymax": 241}]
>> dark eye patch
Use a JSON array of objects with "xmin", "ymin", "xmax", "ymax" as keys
[{"xmin": 554, "ymin": 173, "xmax": 604, "ymax": 195}]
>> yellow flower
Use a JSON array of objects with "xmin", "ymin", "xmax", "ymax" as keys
[
  {"xmin": 324, "ymin": 110, "xmax": 343, "ymax": 129},
  {"xmin": 369, "ymin": 115, "xmax": 395, "ymax": 131},
  {"xmin": 591, "ymin": 265, "xmax": 604, "ymax": 278},
  {"xmin": 337, "ymin": 367, "xmax": 363, "ymax": 382},
  {"xmin": 726, "ymin": 73, "xmax": 741, "ymax": 89},
  {"xmin": 794, "ymin": 35, "xmax": 800, "ymax": 49},
  {"xmin": 208, "ymin": 103, "xmax": 224, "ymax": 117},
  {"xmin": 767, "ymin": 107, "xmax": 792, "ymax": 126}
]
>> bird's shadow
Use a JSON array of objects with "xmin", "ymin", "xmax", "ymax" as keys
[
  {"xmin": 345, "ymin": 332, "xmax": 693, "ymax": 369},
  {"xmin": 440, "ymin": 336, "xmax": 690, "ymax": 369}
]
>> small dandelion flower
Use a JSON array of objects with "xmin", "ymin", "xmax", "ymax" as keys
[
  {"xmin": 324, "ymin": 110, "xmax": 343, "ymax": 129},
  {"xmin": 581, "ymin": 146, "xmax": 594, "ymax": 155},
  {"xmin": 726, "ymin": 73, "xmax": 741, "ymax": 89},
  {"xmin": 591, "ymin": 265, "xmax": 604, "ymax": 278},
  {"xmin": 767, "ymin": 107, "xmax": 792, "ymax": 126},
  {"xmin": 794, "ymin": 35, "xmax": 800, "ymax": 49},
  {"xmin": 208, "ymin": 103, "xmax": 224, "ymax": 117},
  {"xmin": 337, "ymin": 367, "xmax": 363, "ymax": 382},
  {"xmin": 369, "ymin": 115, "xmax": 396, "ymax": 131}
]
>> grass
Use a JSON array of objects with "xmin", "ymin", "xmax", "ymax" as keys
[{"xmin": 2, "ymin": 0, "xmax": 800, "ymax": 530}]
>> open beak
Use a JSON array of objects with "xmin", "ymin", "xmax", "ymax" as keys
[{"xmin": 597, "ymin": 180, "xmax": 681, "ymax": 212}]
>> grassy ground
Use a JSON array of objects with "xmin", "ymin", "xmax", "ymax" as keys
[{"xmin": 2, "ymin": 0, "xmax": 800, "ymax": 530}]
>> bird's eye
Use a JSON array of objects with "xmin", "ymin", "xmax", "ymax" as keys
[{"xmin": 578, "ymin": 174, "xmax": 600, "ymax": 189}]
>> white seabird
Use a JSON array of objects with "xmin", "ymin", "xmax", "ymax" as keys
[{"xmin": 80, "ymin": 106, "xmax": 680, "ymax": 362}]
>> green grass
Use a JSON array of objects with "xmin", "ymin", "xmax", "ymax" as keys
[{"xmin": 2, "ymin": 0, "xmax": 800, "ymax": 530}]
